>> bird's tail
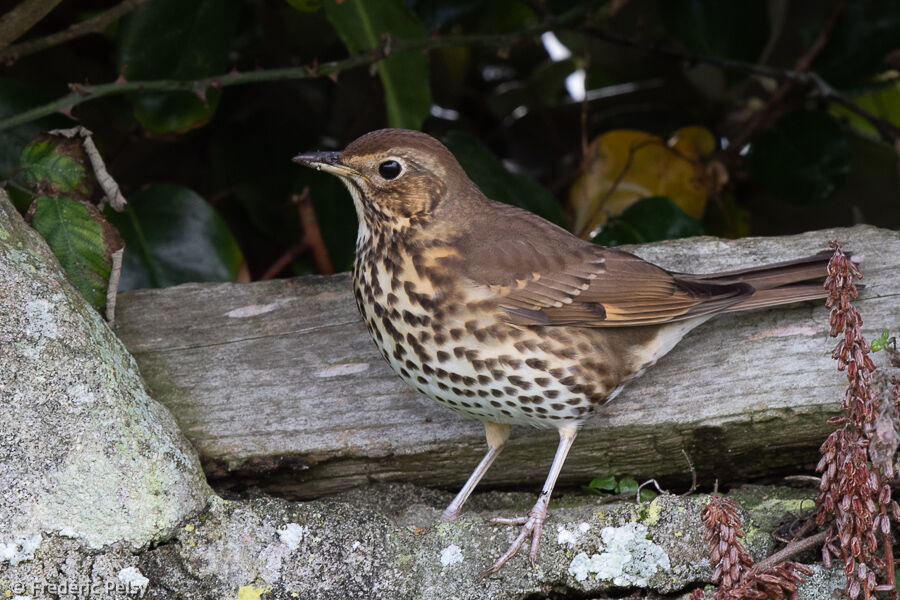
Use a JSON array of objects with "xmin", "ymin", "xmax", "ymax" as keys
[{"xmin": 682, "ymin": 251, "xmax": 834, "ymax": 313}]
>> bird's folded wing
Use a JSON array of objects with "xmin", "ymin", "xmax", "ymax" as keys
[{"xmin": 461, "ymin": 237, "xmax": 751, "ymax": 327}]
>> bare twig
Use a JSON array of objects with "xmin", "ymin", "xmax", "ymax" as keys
[
  {"xmin": 581, "ymin": 4, "xmax": 900, "ymax": 146},
  {"xmin": 0, "ymin": 0, "xmax": 151, "ymax": 64},
  {"xmin": 788, "ymin": 516, "xmax": 819, "ymax": 542},
  {"xmin": 680, "ymin": 448, "xmax": 698, "ymax": 496},
  {"xmin": 0, "ymin": 0, "xmax": 64, "ymax": 50},
  {"xmin": 752, "ymin": 530, "xmax": 827, "ymax": 575},
  {"xmin": 728, "ymin": 0, "xmax": 848, "ymax": 152},
  {"xmin": 48, "ymin": 126, "xmax": 127, "ymax": 211},
  {"xmin": 782, "ymin": 475, "xmax": 821, "ymax": 486},
  {"xmin": 259, "ymin": 242, "xmax": 308, "ymax": 281},
  {"xmin": 258, "ymin": 187, "xmax": 335, "ymax": 280},
  {"xmin": 106, "ymin": 247, "xmax": 123, "ymax": 327},
  {"xmin": 295, "ymin": 189, "xmax": 333, "ymax": 275},
  {"xmin": 636, "ymin": 479, "xmax": 667, "ymax": 504},
  {"xmin": 0, "ymin": 3, "xmax": 596, "ymax": 132}
]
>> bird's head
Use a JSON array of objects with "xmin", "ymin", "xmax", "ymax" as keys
[{"xmin": 293, "ymin": 129, "xmax": 474, "ymax": 232}]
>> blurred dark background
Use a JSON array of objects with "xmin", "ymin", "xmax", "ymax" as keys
[{"xmin": 1, "ymin": 0, "xmax": 898, "ymax": 291}]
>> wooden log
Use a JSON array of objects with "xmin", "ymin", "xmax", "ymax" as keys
[{"xmin": 114, "ymin": 226, "xmax": 899, "ymax": 498}]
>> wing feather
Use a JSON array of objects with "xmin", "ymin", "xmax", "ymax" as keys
[{"xmin": 453, "ymin": 202, "xmax": 752, "ymax": 327}]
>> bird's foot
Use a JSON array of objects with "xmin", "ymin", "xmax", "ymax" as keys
[
  {"xmin": 439, "ymin": 505, "xmax": 460, "ymax": 522},
  {"xmin": 479, "ymin": 503, "xmax": 548, "ymax": 577}
]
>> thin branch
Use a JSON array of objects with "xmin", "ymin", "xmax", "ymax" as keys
[
  {"xmin": 0, "ymin": 0, "xmax": 151, "ymax": 64},
  {"xmin": 814, "ymin": 72, "xmax": 900, "ymax": 143},
  {"xmin": 295, "ymin": 189, "xmax": 334, "ymax": 275},
  {"xmin": 259, "ymin": 242, "xmax": 308, "ymax": 281},
  {"xmin": 581, "ymin": 9, "xmax": 900, "ymax": 146},
  {"xmin": 259, "ymin": 188, "xmax": 335, "ymax": 279},
  {"xmin": 752, "ymin": 530, "xmax": 827, "ymax": 575},
  {"xmin": 583, "ymin": 27, "xmax": 802, "ymax": 82},
  {"xmin": 0, "ymin": 2, "xmax": 596, "ymax": 132},
  {"xmin": 635, "ymin": 479, "xmax": 667, "ymax": 504},
  {"xmin": 729, "ymin": 0, "xmax": 848, "ymax": 151},
  {"xmin": 0, "ymin": 0, "xmax": 64, "ymax": 50},
  {"xmin": 680, "ymin": 448, "xmax": 698, "ymax": 496}
]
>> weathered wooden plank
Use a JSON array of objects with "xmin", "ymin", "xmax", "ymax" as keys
[{"xmin": 114, "ymin": 226, "xmax": 899, "ymax": 498}]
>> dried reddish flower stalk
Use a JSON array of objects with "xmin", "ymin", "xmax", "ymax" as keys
[
  {"xmin": 701, "ymin": 494, "xmax": 812, "ymax": 599},
  {"xmin": 815, "ymin": 242, "xmax": 899, "ymax": 600}
]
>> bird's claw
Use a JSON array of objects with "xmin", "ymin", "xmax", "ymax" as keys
[
  {"xmin": 488, "ymin": 515, "xmax": 527, "ymax": 526},
  {"xmin": 480, "ymin": 508, "xmax": 547, "ymax": 577}
]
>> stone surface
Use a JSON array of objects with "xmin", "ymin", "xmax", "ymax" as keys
[
  {"xmin": 0, "ymin": 191, "xmax": 211, "ymax": 558},
  {"xmin": 113, "ymin": 225, "xmax": 900, "ymax": 498},
  {"xmin": 0, "ymin": 187, "xmax": 858, "ymax": 598},
  {"xmin": 0, "ymin": 483, "xmax": 839, "ymax": 599}
]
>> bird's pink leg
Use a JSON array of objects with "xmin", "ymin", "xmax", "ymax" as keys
[
  {"xmin": 480, "ymin": 426, "xmax": 577, "ymax": 577},
  {"xmin": 441, "ymin": 423, "xmax": 510, "ymax": 521}
]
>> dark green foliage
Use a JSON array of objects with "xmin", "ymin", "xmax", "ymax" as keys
[
  {"xmin": 117, "ymin": 0, "xmax": 241, "ymax": 132},
  {"xmin": 105, "ymin": 184, "xmax": 242, "ymax": 290},
  {"xmin": 590, "ymin": 197, "xmax": 704, "ymax": 246},
  {"xmin": 1, "ymin": 0, "xmax": 896, "ymax": 287},
  {"xmin": 443, "ymin": 130, "xmax": 568, "ymax": 227},
  {"xmin": 659, "ymin": 0, "xmax": 769, "ymax": 61},
  {"xmin": 0, "ymin": 79, "xmax": 67, "ymax": 178},
  {"xmin": 750, "ymin": 111, "xmax": 850, "ymax": 206},
  {"xmin": 585, "ymin": 475, "xmax": 657, "ymax": 502},
  {"xmin": 323, "ymin": 0, "xmax": 431, "ymax": 130},
  {"xmin": 813, "ymin": 0, "xmax": 900, "ymax": 89}
]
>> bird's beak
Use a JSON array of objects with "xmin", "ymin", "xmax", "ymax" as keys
[{"xmin": 292, "ymin": 151, "xmax": 357, "ymax": 177}]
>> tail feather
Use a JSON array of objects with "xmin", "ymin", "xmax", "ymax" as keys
[
  {"xmin": 724, "ymin": 283, "xmax": 827, "ymax": 312},
  {"xmin": 685, "ymin": 251, "xmax": 833, "ymax": 290},
  {"xmin": 678, "ymin": 251, "xmax": 836, "ymax": 315}
]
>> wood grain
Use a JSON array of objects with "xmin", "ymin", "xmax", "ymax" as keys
[{"xmin": 114, "ymin": 226, "xmax": 899, "ymax": 498}]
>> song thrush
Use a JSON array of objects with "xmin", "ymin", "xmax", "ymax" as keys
[{"xmin": 293, "ymin": 129, "xmax": 829, "ymax": 575}]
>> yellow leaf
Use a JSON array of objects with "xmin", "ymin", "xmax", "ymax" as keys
[
  {"xmin": 668, "ymin": 126, "xmax": 716, "ymax": 160},
  {"xmin": 568, "ymin": 127, "xmax": 717, "ymax": 238}
]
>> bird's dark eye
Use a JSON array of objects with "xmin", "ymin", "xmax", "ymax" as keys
[{"xmin": 378, "ymin": 160, "xmax": 402, "ymax": 180}]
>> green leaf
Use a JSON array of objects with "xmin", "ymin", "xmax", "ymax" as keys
[
  {"xmin": 639, "ymin": 488, "xmax": 658, "ymax": 502},
  {"xmin": 586, "ymin": 475, "xmax": 617, "ymax": 492},
  {"xmin": 830, "ymin": 81, "xmax": 900, "ymax": 139},
  {"xmin": 105, "ymin": 184, "xmax": 243, "ymax": 289},
  {"xmin": 116, "ymin": 0, "xmax": 240, "ymax": 133},
  {"xmin": 615, "ymin": 476, "xmax": 639, "ymax": 494},
  {"xmin": 871, "ymin": 329, "xmax": 891, "ymax": 352},
  {"xmin": 323, "ymin": 0, "xmax": 431, "ymax": 130},
  {"xmin": 442, "ymin": 130, "xmax": 568, "ymax": 228},
  {"xmin": 590, "ymin": 196, "xmax": 704, "ymax": 246},
  {"xmin": 749, "ymin": 110, "xmax": 850, "ymax": 206},
  {"xmin": 18, "ymin": 141, "xmax": 87, "ymax": 194},
  {"xmin": 31, "ymin": 196, "xmax": 111, "ymax": 310},
  {"xmin": 129, "ymin": 89, "xmax": 222, "ymax": 134}
]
